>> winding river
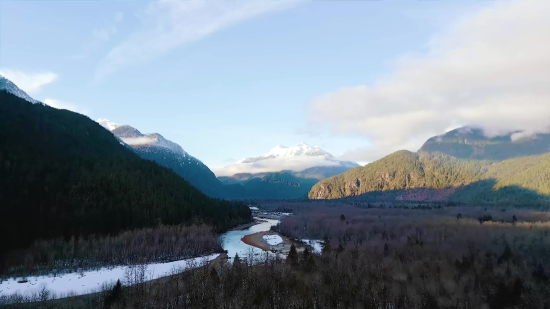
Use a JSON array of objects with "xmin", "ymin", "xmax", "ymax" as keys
[{"xmin": 0, "ymin": 218, "xmax": 280, "ymax": 302}]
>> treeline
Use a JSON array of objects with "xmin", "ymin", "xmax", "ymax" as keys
[
  {"xmin": 0, "ymin": 91, "xmax": 251, "ymax": 265},
  {"xmin": 278, "ymin": 205, "xmax": 550, "ymax": 267},
  {"xmin": 1, "ymin": 224, "xmax": 222, "ymax": 278},
  {"xmin": 5, "ymin": 210, "xmax": 550, "ymax": 308}
]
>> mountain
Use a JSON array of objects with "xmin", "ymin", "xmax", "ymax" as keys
[
  {"xmin": 97, "ymin": 120, "xmax": 226, "ymax": 198},
  {"xmin": 420, "ymin": 126, "xmax": 550, "ymax": 160},
  {"xmin": 217, "ymin": 143, "xmax": 359, "ymax": 199},
  {"xmin": 218, "ymin": 142, "xmax": 359, "ymax": 178},
  {"xmin": 0, "ymin": 85, "xmax": 251, "ymax": 259},
  {"xmin": 309, "ymin": 128, "xmax": 550, "ymax": 206},
  {"xmin": 0, "ymin": 74, "xmax": 40, "ymax": 104}
]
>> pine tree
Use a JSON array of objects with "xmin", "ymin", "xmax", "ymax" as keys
[{"xmin": 287, "ymin": 243, "xmax": 298, "ymax": 266}]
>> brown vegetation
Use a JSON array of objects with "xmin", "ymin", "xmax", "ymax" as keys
[
  {"xmin": 4, "ymin": 202, "xmax": 550, "ymax": 308},
  {"xmin": 2, "ymin": 224, "xmax": 222, "ymax": 278}
]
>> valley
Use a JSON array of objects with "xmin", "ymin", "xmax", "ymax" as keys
[{"xmin": 1, "ymin": 11, "xmax": 550, "ymax": 306}]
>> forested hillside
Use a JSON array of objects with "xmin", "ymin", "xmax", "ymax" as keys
[
  {"xmin": 309, "ymin": 147, "xmax": 550, "ymax": 205},
  {"xmin": 0, "ymin": 91, "xmax": 251, "ymax": 260},
  {"xmin": 219, "ymin": 172, "xmax": 318, "ymax": 199},
  {"xmin": 108, "ymin": 123, "xmax": 228, "ymax": 198}
]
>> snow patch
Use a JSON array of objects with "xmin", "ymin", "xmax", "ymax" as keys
[
  {"xmin": 262, "ymin": 235, "xmax": 283, "ymax": 246},
  {"xmin": 0, "ymin": 75, "xmax": 40, "ymax": 104},
  {"xmin": 301, "ymin": 239, "xmax": 323, "ymax": 254},
  {"xmin": 97, "ymin": 118, "xmax": 122, "ymax": 131},
  {"xmin": 0, "ymin": 254, "xmax": 219, "ymax": 301}
]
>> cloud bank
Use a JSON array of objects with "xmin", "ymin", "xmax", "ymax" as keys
[
  {"xmin": 0, "ymin": 69, "xmax": 58, "ymax": 94},
  {"xmin": 95, "ymin": 0, "xmax": 300, "ymax": 80},
  {"xmin": 307, "ymin": 0, "xmax": 550, "ymax": 162}
]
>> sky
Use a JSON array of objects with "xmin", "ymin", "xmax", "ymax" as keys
[{"xmin": 1, "ymin": 0, "xmax": 549, "ymax": 169}]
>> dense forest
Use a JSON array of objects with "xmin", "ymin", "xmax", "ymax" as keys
[
  {"xmin": 4, "ymin": 203, "xmax": 550, "ymax": 308},
  {"xmin": 219, "ymin": 172, "xmax": 319, "ymax": 200},
  {"xmin": 0, "ymin": 91, "xmax": 251, "ymax": 269},
  {"xmin": 309, "ymin": 148, "xmax": 550, "ymax": 205}
]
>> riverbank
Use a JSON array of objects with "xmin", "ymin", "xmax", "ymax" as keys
[
  {"xmin": 241, "ymin": 231, "xmax": 306, "ymax": 255},
  {"xmin": 227, "ymin": 219, "xmax": 263, "ymax": 231}
]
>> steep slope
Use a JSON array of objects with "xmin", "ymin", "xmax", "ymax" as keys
[
  {"xmin": 309, "ymin": 128, "xmax": 550, "ymax": 205},
  {"xmin": 98, "ymin": 121, "xmax": 226, "ymax": 198},
  {"xmin": 0, "ymin": 74, "xmax": 40, "ymax": 104},
  {"xmin": 0, "ymin": 89, "xmax": 251, "ymax": 258}
]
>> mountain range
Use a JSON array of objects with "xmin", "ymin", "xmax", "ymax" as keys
[
  {"xmin": 216, "ymin": 143, "xmax": 359, "ymax": 199},
  {"xmin": 0, "ymin": 76, "xmax": 251, "ymax": 258},
  {"xmin": 309, "ymin": 126, "xmax": 550, "ymax": 206},
  {"xmin": 97, "ymin": 119, "xmax": 227, "ymax": 198}
]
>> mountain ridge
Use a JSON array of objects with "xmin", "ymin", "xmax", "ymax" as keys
[
  {"xmin": 0, "ymin": 87, "xmax": 251, "ymax": 258},
  {"xmin": 309, "ymin": 127, "xmax": 550, "ymax": 206},
  {"xmin": 97, "ymin": 119, "xmax": 225, "ymax": 198}
]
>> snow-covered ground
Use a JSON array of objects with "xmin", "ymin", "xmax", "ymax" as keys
[
  {"xmin": 1, "ymin": 218, "xmax": 282, "ymax": 302},
  {"xmin": 301, "ymin": 239, "xmax": 324, "ymax": 254},
  {"xmin": 263, "ymin": 234, "xmax": 283, "ymax": 245},
  {"xmin": 0, "ymin": 254, "xmax": 219, "ymax": 301},
  {"xmin": 249, "ymin": 206, "xmax": 259, "ymax": 210}
]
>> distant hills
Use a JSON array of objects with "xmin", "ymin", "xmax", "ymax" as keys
[
  {"xmin": 217, "ymin": 143, "xmax": 359, "ymax": 199},
  {"xmin": 0, "ymin": 77, "xmax": 251, "ymax": 257},
  {"xmin": 309, "ymin": 127, "xmax": 550, "ymax": 206}
]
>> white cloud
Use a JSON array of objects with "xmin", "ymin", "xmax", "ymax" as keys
[
  {"xmin": 43, "ymin": 99, "xmax": 90, "ymax": 115},
  {"xmin": 306, "ymin": 0, "xmax": 550, "ymax": 162},
  {"xmin": 0, "ymin": 69, "xmax": 58, "ymax": 94},
  {"xmin": 95, "ymin": 0, "xmax": 301, "ymax": 80},
  {"xmin": 213, "ymin": 156, "xmax": 342, "ymax": 177}
]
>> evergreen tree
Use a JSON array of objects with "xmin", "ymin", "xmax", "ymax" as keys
[{"xmin": 287, "ymin": 244, "xmax": 298, "ymax": 266}]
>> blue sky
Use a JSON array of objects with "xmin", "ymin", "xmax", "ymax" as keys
[{"xmin": 1, "ymin": 0, "xmax": 548, "ymax": 169}]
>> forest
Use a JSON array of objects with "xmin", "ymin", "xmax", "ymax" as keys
[
  {"xmin": 3, "ymin": 202, "xmax": 550, "ymax": 308},
  {"xmin": 0, "ymin": 91, "xmax": 252, "ymax": 272},
  {"xmin": 309, "ymin": 149, "xmax": 550, "ymax": 205}
]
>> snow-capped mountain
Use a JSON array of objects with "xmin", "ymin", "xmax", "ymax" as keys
[
  {"xmin": 240, "ymin": 142, "xmax": 333, "ymax": 163},
  {"xmin": 0, "ymin": 74, "xmax": 40, "ymax": 104},
  {"xmin": 216, "ymin": 142, "xmax": 359, "ymax": 178},
  {"xmin": 97, "ymin": 119, "xmax": 224, "ymax": 197},
  {"xmin": 97, "ymin": 118, "xmax": 123, "ymax": 131}
]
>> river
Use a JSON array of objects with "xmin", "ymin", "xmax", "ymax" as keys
[{"xmin": 0, "ymin": 217, "xmax": 280, "ymax": 302}]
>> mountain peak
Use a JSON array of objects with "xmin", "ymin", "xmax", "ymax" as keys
[
  {"xmin": 242, "ymin": 142, "xmax": 333, "ymax": 164},
  {"xmin": 97, "ymin": 118, "xmax": 123, "ymax": 131},
  {"xmin": 0, "ymin": 75, "xmax": 40, "ymax": 104},
  {"xmin": 96, "ymin": 119, "xmax": 187, "ymax": 156}
]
